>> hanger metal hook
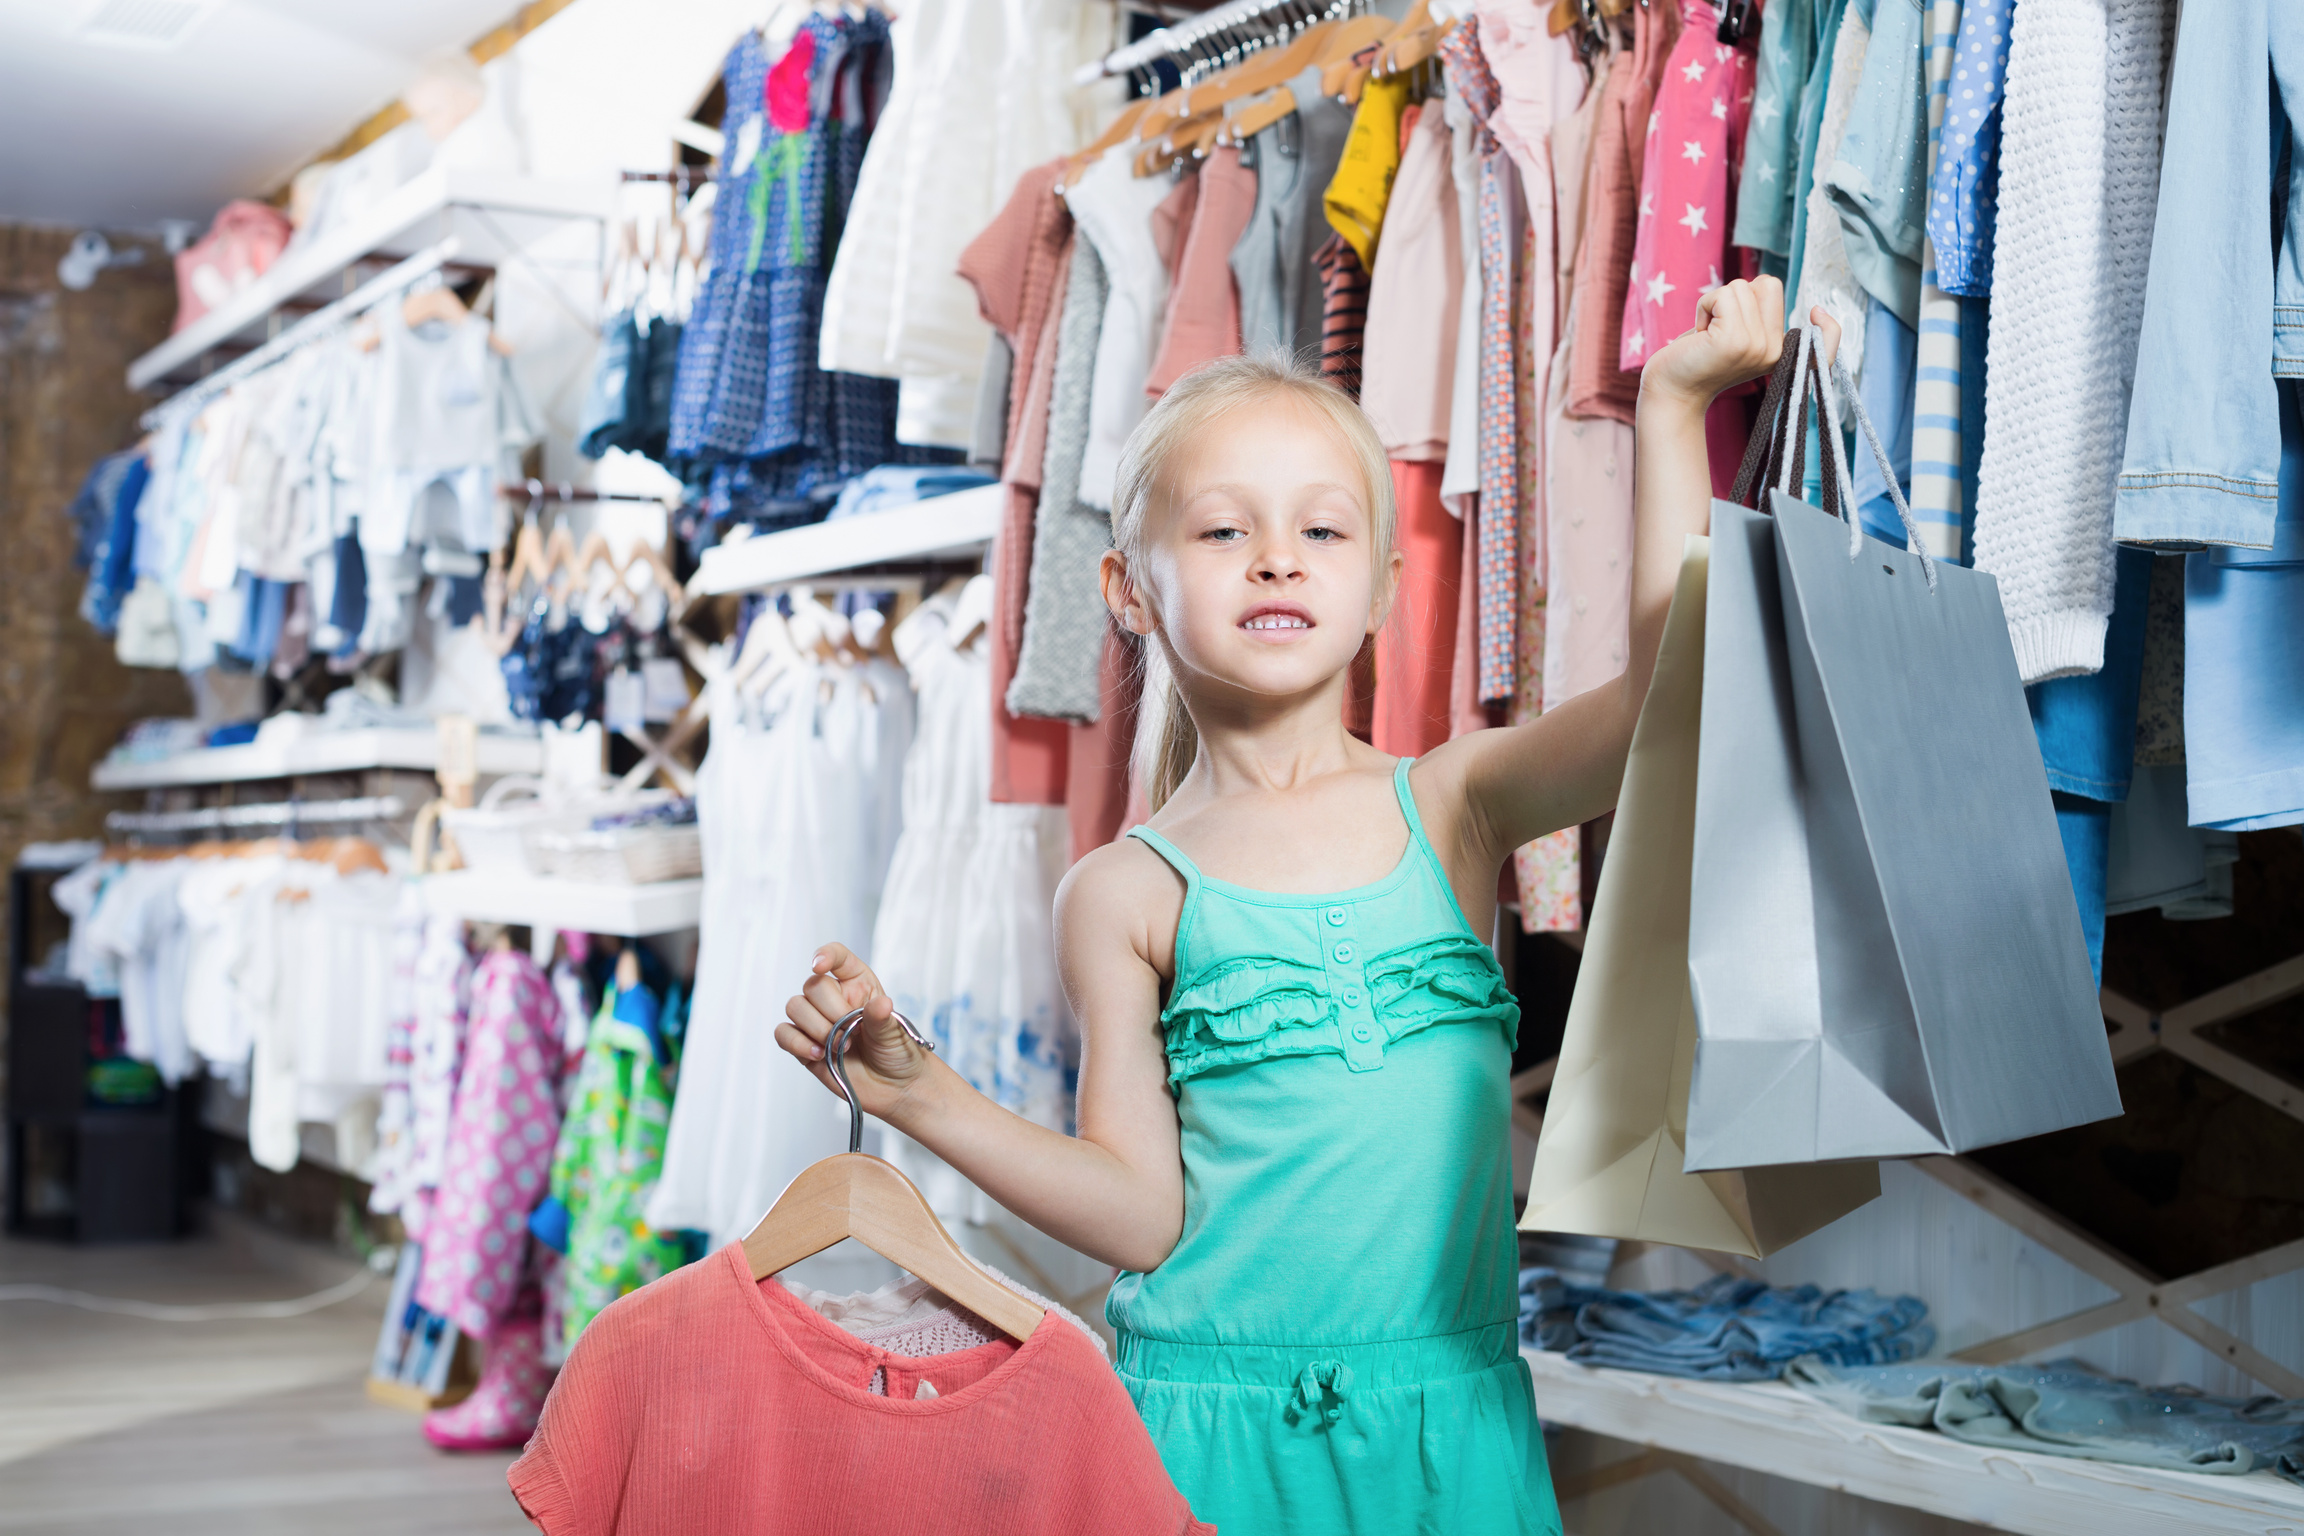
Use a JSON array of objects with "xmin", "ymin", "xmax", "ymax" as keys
[{"xmin": 826, "ymin": 1005, "xmax": 937, "ymax": 1153}]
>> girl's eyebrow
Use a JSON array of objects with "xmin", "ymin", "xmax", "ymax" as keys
[{"xmin": 1177, "ymin": 481, "xmax": 1362, "ymax": 506}]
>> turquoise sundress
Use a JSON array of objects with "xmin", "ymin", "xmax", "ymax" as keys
[{"xmin": 1110, "ymin": 758, "xmax": 1562, "ymax": 1535}]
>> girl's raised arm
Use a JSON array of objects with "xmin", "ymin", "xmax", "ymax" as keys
[{"xmin": 1427, "ymin": 278, "xmax": 1836, "ymax": 868}]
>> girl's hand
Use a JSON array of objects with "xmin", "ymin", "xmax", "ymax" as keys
[
  {"xmin": 1642, "ymin": 277, "xmax": 1839, "ymax": 412},
  {"xmin": 777, "ymin": 944, "xmax": 935, "ymax": 1120}
]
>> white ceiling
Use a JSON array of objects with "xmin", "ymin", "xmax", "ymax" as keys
[{"xmin": 0, "ymin": 0, "xmax": 508, "ymax": 230}]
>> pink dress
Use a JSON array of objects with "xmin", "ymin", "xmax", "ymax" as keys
[
  {"xmin": 1619, "ymin": 4, "xmax": 1756, "ymax": 370},
  {"xmin": 413, "ymin": 946, "xmax": 566, "ymax": 1340}
]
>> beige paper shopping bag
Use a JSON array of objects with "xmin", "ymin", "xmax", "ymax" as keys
[{"xmin": 1520, "ymin": 538, "xmax": 1878, "ymax": 1258}]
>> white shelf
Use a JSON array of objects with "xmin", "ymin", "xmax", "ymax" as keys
[
  {"xmin": 1524, "ymin": 1348, "xmax": 2304, "ymax": 1536},
  {"xmin": 91, "ymin": 728, "xmax": 542, "ymax": 791},
  {"xmin": 128, "ymin": 167, "xmax": 613, "ymax": 391},
  {"xmin": 691, "ymin": 483, "xmax": 1003, "ymax": 595},
  {"xmin": 421, "ymin": 870, "xmax": 702, "ymax": 937}
]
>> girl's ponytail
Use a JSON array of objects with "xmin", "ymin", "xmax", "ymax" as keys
[{"xmin": 1137, "ymin": 648, "xmax": 1198, "ymax": 813}]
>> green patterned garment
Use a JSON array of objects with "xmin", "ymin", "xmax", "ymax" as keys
[{"xmin": 550, "ymin": 983, "xmax": 691, "ymax": 1352}]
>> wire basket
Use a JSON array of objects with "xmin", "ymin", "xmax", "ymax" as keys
[{"xmin": 529, "ymin": 823, "xmax": 703, "ymax": 885}]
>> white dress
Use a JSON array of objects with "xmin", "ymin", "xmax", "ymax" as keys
[
  {"xmin": 816, "ymin": 0, "xmax": 1111, "ymax": 447},
  {"xmin": 649, "ymin": 652, "xmax": 913, "ymax": 1246},
  {"xmin": 870, "ymin": 579, "xmax": 1074, "ymax": 1222}
]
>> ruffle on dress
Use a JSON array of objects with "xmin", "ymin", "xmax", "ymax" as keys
[{"xmin": 1160, "ymin": 933, "xmax": 1517, "ymax": 1084}]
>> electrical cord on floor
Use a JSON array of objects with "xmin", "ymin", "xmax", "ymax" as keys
[{"xmin": 0, "ymin": 1268, "xmax": 376, "ymax": 1322}]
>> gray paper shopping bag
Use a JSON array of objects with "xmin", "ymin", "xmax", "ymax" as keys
[
  {"xmin": 1525, "ymin": 538, "xmax": 1880, "ymax": 1254},
  {"xmin": 1683, "ymin": 331, "xmax": 2121, "ymax": 1169}
]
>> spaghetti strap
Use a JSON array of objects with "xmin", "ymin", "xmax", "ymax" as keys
[
  {"xmin": 1391, "ymin": 757, "xmax": 1447, "ymax": 878},
  {"xmin": 1126, "ymin": 825, "xmax": 1203, "ymax": 892},
  {"xmin": 1127, "ymin": 825, "xmax": 1204, "ymax": 981}
]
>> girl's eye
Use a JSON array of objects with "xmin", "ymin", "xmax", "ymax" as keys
[
  {"xmin": 1304, "ymin": 526, "xmax": 1342, "ymax": 543},
  {"xmin": 1204, "ymin": 527, "xmax": 1246, "ymax": 543}
]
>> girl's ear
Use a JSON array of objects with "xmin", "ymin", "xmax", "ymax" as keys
[
  {"xmin": 1100, "ymin": 548, "xmax": 1156, "ymax": 636},
  {"xmin": 1366, "ymin": 545, "xmax": 1407, "ymax": 636}
]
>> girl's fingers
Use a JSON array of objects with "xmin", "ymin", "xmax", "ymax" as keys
[
  {"xmin": 1692, "ymin": 285, "xmax": 1725, "ymax": 333},
  {"xmin": 1809, "ymin": 304, "xmax": 1844, "ymax": 368},
  {"xmin": 785, "ymin": 992, "xmax": 833, "ymax": 1047},
  {"xmin": 1755, "ymin": 275, "xmax": 1786, "ymax": 333},
  {"xmin": 800, "ymin": 968, "xmax": 851, "ymax": 1021},
  {"xmin": 810, "ymin": 942, "xmax": 869, "ymax": 982},
  {"xmin": 774, "ymin": 1022, "xmax": 837, "ymax": 1086}
]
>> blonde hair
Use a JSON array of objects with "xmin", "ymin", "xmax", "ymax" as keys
[{"xmin": 1108, "ymin": 352, "xmax": 1398, "ymax": 811}]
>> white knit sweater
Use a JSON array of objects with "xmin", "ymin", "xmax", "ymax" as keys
[{"xmin": 1972, "ymin": 0, "xmax": 2173, "ymax": 683}]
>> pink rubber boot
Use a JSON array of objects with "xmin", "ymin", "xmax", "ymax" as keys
[{"xmin": 423, "ymin": 1315, "xmax": 552, "ymax": 1451}]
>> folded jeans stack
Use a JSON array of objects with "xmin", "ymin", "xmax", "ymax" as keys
[
  {"xmin": 1519, "ymin": 1268, "xmax": 1936, "ymax": 1382},
  {"xmin": 1788, "ymin": 1356, "xmax": 2304, "ymax": 1485}
]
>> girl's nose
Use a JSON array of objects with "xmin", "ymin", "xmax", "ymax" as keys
[{"xmin": 1251, "ymin": 539, "xmax": 1305, "ymax": 583}]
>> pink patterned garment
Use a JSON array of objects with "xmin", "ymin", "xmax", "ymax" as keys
[
  {"xmin": 412, "ymin": 947, "xmax": 565, "ymax": 1340},
  {"xmin": 1511, "ymin": 212, "xmax": 1582, "ymax": 934},
  {"xmin": 1619, "ymin": 4, "xmax": 1755, "ymax": 370}
]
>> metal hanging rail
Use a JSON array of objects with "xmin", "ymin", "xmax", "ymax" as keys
[
  {"xmin": 104, "ymin": 795, "xmax": 407, "ymax": 836},
  {"xmin": 1077, "ymin": 0, "xmax": 1352, "ymax": 84},
  {"xmin": 139, "ymin": 238, "xmax": 465, "ymax": 429},
  {"xmin": 500, "ymin": 480, "xmax": 673, "ymax": 504}
]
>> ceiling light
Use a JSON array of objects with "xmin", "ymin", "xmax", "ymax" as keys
[{"xmin": 74, "ymin": 0, "xmax": 225, "ymax": 50}]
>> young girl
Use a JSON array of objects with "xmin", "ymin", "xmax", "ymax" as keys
[{"xmin": 779, "ymin": 277, "xmax": 1818, "ymax": 1533}]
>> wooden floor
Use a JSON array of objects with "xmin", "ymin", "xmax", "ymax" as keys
[{"xmin": 0, "ymin": 1213, "xmax": 528, "ymax": 1535}]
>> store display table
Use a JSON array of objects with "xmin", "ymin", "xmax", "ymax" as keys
[{"xmin": 1524, "ymin": 1347, "xmax": 2304, "ymax": 1536}]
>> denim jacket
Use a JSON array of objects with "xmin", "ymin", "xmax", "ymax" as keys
[{"xmin": 2116, "ymin": 2, "xmax": 2304, "ymax": 551}]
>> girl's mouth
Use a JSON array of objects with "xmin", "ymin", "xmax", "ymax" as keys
[{"xmin": 1238, "ymin": 604, "xmax": 1315, "ymax": 634}]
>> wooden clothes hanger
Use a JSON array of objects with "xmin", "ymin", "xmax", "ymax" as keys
[
  {"xmin": 1129, "ymin": 10, "xmax": 1346, "ymax": 174},
  {"xmin": 1218, "ymin": 13, "xmax": 1401, "ymax": 148},
  {"xmin": 1062, "ymin": 97, "xmax": 1155, "ymax": 189},
  {"xmin": 741, "ymin": 1007, "xmax": 1045, "ymax": 1342}
]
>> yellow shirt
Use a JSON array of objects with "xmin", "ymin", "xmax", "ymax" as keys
[{"xmin": 1322, "ymin": 74, "xmax": 1415, "ymax": 272}]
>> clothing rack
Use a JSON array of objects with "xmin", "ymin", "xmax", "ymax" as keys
[
  {"xmin": 139, "ymin": 238, "xmax": 468, "ymax": 430},
  {"xmin": 621, "ymin": 169, "xmax": 714, "ymax": 185},
  {"xmin": 104, "ymin": 795, "xmax": 407, "ymax": 837},
  {"xmin": 1077, "ymin": 0, "xmax": 1362, "ymax": 84},
  {"xmin": 500, "ymin": 480, "xmax": 673, "ymax": 505}
]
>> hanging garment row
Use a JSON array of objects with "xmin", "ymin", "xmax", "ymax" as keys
[{"xmin": 82, "ymin": 277, "xmax": 535, "ymax": 684}]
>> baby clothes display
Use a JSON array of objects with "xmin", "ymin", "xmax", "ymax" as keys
[
  {"xmin": 119, "ymin": 293, "xmax": 537, "ymax": 679},
  {"xmin": 508, "ymin": 1244, "xmax": 1212, "ymax": 1535},
  {"xmin": 55, "ymin": 848, "xmax": 401, "ymax": 1174}
]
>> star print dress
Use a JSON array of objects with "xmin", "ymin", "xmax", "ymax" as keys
[
  {"xmin": 1108, "ymin": 760, "xmax": 1562, "ymax": 1535},
  {"xmin": 1621, "ymin": 4, "xmax": 1757, "ymax": 370}
]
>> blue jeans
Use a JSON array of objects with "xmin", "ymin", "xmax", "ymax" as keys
[
  {"xmin": 2027, "ymin": 546, "xmax": 2151, "ymax": 978},
  {"xmin": 2116, "ymin": 1, "xmax": 2304, "ymax": 549},
  {"xmin": 1519, "ymin": 1270, "xmax": 1935, "ymax": 1382},
  {"xmin": 1789, "ymin": 1356, "xmax": 2304, "ymax": 1484}
]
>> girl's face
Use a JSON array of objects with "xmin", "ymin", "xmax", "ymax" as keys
[{"xmin": 1117, "ymin": 396, "xmax": 1397, "ymax": 707}]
